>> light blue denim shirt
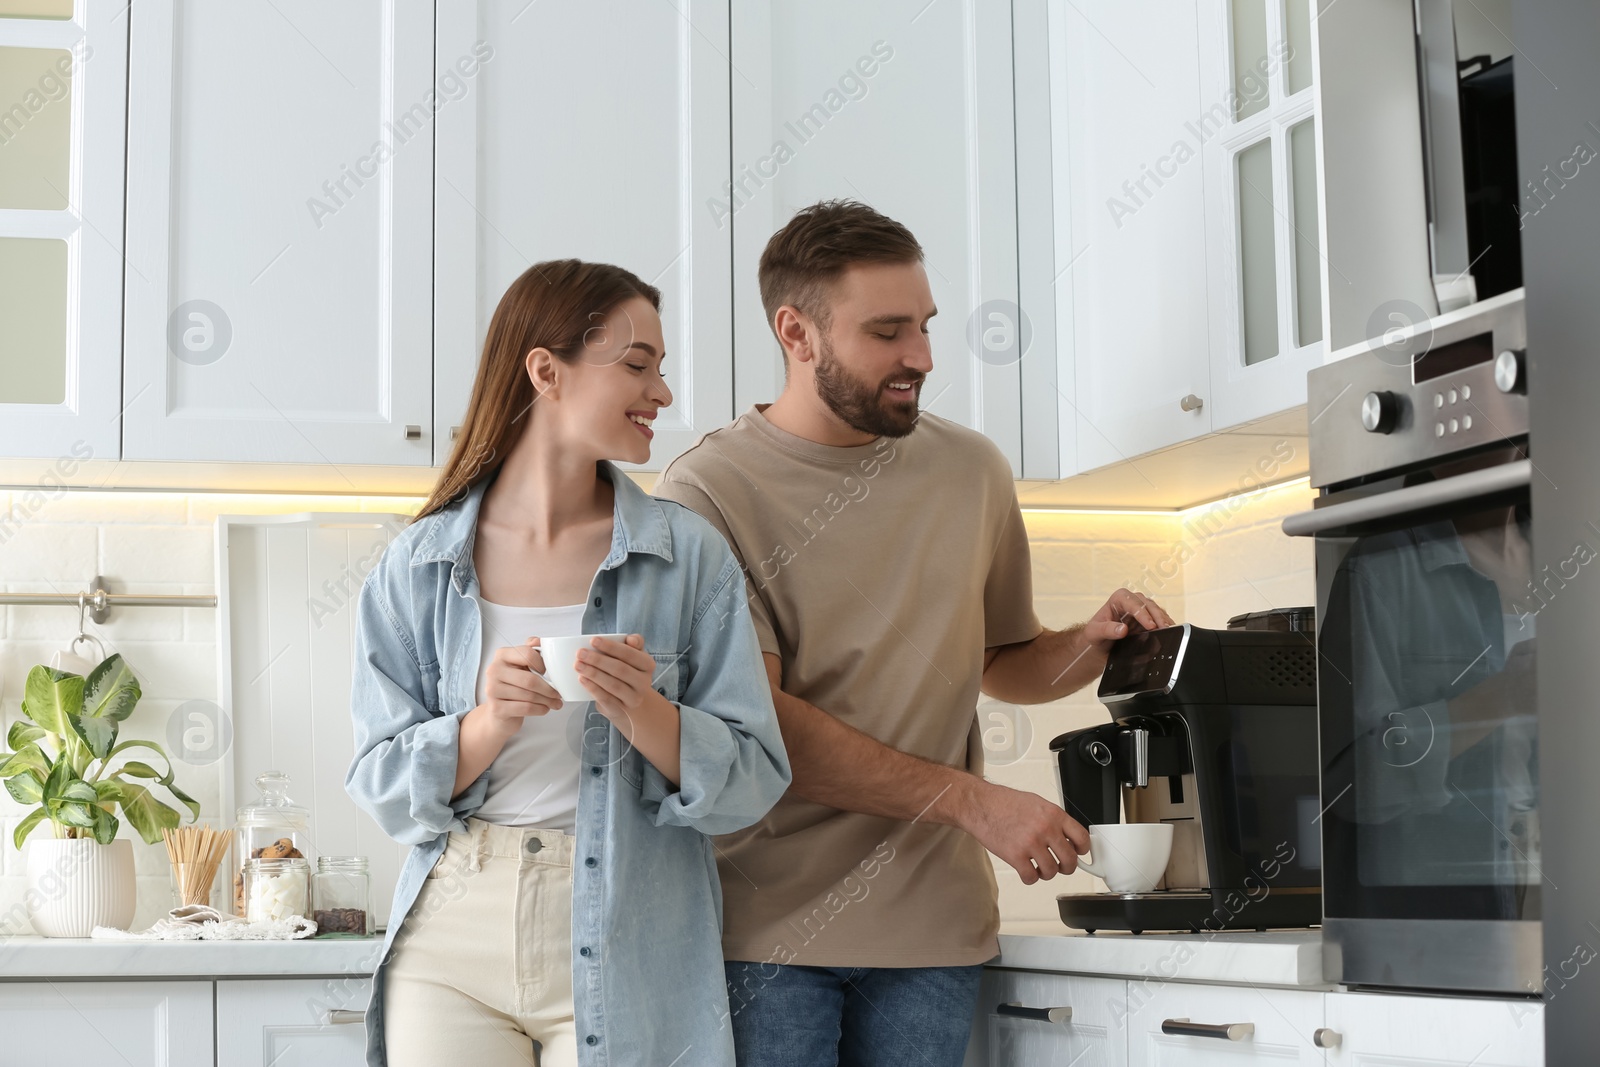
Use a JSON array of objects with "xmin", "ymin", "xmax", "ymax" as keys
[{"xmin": 345, "ymin": 461, "xmax": 791, "ymax": 1066}]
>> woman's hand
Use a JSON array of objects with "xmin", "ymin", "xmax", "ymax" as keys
[
  {"xmin": 575, "ymin": 635, "xmax": 662, "ymax": 726},
  {"xmin": 480, "ymin": 637, "xmax": 566, "ymax": 736},
  {"xmin": 576, "ymin": 634, "xmax": 683, "ymax": 785}
]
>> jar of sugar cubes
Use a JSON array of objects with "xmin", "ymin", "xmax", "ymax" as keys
[{"xmin": 244, "ymin": 857, "xmax": 311, "ymax": 923}]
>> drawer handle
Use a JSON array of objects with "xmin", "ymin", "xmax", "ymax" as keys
[
  {"xmin": 1314, "ymin": 1027, "xmax": 1343, "ymax": 1048},
  {"xmin": 327, "ymin": 1009, "xmax": 366, "ymax": 1025},
  {"xmin": 996, "ymin": 1002, "xmax": 1073, "ymax": 1024},
  {"xmin": 1162, "ymin": 1018, "xmax": 1254, "ymax": 1040},
  {"xmin": 1179, "ymin": 393, "xmax": 1205, "ymax": 412}
]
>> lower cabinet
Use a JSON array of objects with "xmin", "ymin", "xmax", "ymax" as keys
[
  {"xmin": 1323, "ymin": 990, "xmax": 1542, "ymax": 1066},
  {"xmin": 0, "ymin": 980, "xmax": 214, "ymax": 1064},
  {"xmin": 1125, "ymin": 982, "xmax": 1324, "ymax": 1065},
  {"xmin": 217, "ymin": 977, "xmax": 373, "ymax": 1067},
  {"xmin": 971, "ymin": 970, "xmax": 1545, "ymax": 1067},
  {"xmin": 973, "ymin": 969, "xmax": 1129, "ymax": 1066}
]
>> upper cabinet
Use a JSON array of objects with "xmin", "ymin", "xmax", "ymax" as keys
[
  {"xmin": 0, "ymin": 0, "xmax": 126, "ymax": 461},
  {"xmin": 0, "ymin": 0, "xmax": 1444, "ymax": 492},
  {"xmin": 1023, "ymin": 0, "xmax": 1328, "ymax": 478},
  {"xmin": 121, "ymin": 0, "xmax": 434, "ymax": 466},
  {"xmin": 729, "ymin": 0, "xmax": 1025, "ymax": 475},
  {"xmin": 1197, "ymin": 0, "xmax": 1326, "ymax": 430},
  {"xmin": 434, "ymin": 0, "xmax": 734, "ymax": 472},
  {"xmin": 1042, "ymin": 0, "xmax": 1218, "ymax": 472}
]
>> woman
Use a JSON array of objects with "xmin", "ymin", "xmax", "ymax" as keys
[{"xmin": 345, "ymin": 260, "xmax": 791, "ymax": 1066}]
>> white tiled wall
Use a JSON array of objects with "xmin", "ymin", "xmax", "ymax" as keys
[
  {"xmin": 0, "ymin": 490, "xmax": 417, "ymax": 934},
  {"xmin": 0, "ymin": 478, "xmax": 1314, "ymax": 934}
]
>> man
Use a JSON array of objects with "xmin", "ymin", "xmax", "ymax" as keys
[{"xmin": 653, "ymin": 199, "xmax": 1173, "ymax": 1065}]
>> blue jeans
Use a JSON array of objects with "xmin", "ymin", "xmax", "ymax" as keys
[{"xmin": 724, "ymin": 960, "xmax": 984, "ymax": 1067}]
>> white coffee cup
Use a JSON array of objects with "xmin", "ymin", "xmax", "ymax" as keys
[
  {"xmin": 1076, "ymin": 823, "xmax": 1174, "ymax": 894},
  {"xmin": 534, "ymin": 633, "xmax": 629, "ymax": 702}
]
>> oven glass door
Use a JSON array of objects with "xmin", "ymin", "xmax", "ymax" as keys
[{"xmin": 1317, "ymin": 470, "xmax": 1539, "ymax": 922}]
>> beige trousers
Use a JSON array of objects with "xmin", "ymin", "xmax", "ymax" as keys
[{"xmin": 383, "ymin": 817, "xmax": 577, "ymax": 1067}]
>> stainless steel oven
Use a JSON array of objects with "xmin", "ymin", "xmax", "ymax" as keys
[{"xmin": 1284, "ymin": 289, "xmax": 1539, "ymax": 995}]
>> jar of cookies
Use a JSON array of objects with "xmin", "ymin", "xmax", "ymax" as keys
[{"xmin": 232, "ymin": 771, "xmax": 311, "ymax": 917}]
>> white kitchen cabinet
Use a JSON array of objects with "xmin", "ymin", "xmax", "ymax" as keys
[
  {"xmin": 217, "ymin": 977, "xmax": 372, "ymax": 1067},
  {"xmin": 729, "ymin": 0, "xmax": 1024, "ymax": 474},
  {"xmin": 1021, "ymin": 0, "xmax": 1331, "ymax": 478},
  {"xmin": 1322, "ymin": 990, "xmax": 1542, "ymax": 1066},
  {"xmin": 1044, "ymin": 0, "xmax": 1215, "ymax": 472},
  {"xmin": 434, "ymin": 0, "xmax": 734, "ymax": 472},
  {"xmin": 122, "ymin": 0, "xmax": 434, "ymax": 466},
  {"xmin": 0, "ymin": 979, "xmax": 213, "ymax": 1064},
  {"xmin": 1196, "ymin": 0, "xmax": 1326, "ymax": 431},
  {"xmin": 968, "ymin": 968, "xmax": 1129, "ymax": 1067},
  {"xmin": 1125, "ymin": 982, "xmax": 1325, "ymax": 1065},
  {"xmin": 0, "ymin": 0, "xmax": 127, "ymax": 462}
]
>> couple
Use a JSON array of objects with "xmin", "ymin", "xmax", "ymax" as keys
[{"xmin": 345, "ymin": 199, "xmax": 1172, "ymax": 1067}]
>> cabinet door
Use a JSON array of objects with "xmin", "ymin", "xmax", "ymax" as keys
[
  {"xmin": 122, "ymin": 0, "xmax": 433, "ymax": 465},
  {"xmin": 217, "ymin": 977, "xmax": 372, "ymax": 1067},
  {"xmin": 1197, "ymin": 0, "xmax": 1325, "ymax": 430},
  {"xmin": 434, "ymin": 0, "xmax": 733, "ymax": 472},
  {"xmin": 972, "ymin": 968, "xmax": 1129, "ymax": 1067},
  {"xmin": 0, "ymin": 0, "xmax": 126, "ymax": 461},
  {"xmin": 0, "ymin": 979, "xmax": 212, "ymax": 1065},
  {"xmin": 729, "ymin": 0, "xmax": 1023, "ymax": 474},
  {"xmin": 1127, "ymin": 982, "xmax": 1324, "ymax": 1066},
  {"xmin": 1053, "ymin": 0, "xmax": 1213, "ymax": 471},
  {"xmin": 1323, "ymin": 991, "xmax": 1541, "ymax": 1066}
]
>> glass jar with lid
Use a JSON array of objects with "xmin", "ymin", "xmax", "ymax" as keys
[
  {"xmin": 312, "ymin": 857, "xmax": 373, "ymax": 937},
  {"xmin": 232, "ymin": 771, "xmax": 311, "ymax": 917},
  {"xmin": 243, "ymin": 857, "xmax": 311, "ymax": 923}
]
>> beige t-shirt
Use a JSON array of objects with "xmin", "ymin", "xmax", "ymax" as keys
[{"xmin": 653, "ymin": 403, "xmax": 1042, "ymax": 967}]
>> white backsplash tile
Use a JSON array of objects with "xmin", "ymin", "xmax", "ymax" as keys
[{"xmin": 0, "ymin": 480, "xmax": 1315, "ymax": 933}]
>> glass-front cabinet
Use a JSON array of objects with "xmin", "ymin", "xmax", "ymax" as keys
[
  {"xmin": 0, "ymin": 0, "xmax": 125, "ymax": 460},
  {"xmin": 1199, "ymin": 0, "xmax": 1326, "ymax": 429}
]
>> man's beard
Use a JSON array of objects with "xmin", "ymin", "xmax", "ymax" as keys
[{"xmin": 812, "ymin": 331, "xmax": 923, "ymax": 439}]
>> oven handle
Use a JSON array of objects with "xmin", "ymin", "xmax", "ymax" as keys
[{"xmin": 1281, "ymin": 459, "xmax": 1530, "ymax": 537}]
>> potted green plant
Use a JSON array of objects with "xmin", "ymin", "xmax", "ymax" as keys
[{"xmin": 0, "ymin": 655, "xmax": 200, "ymax": 936}]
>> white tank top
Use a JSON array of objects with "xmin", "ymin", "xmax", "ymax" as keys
[{"xmin": 471, "ymin": 597, "xmax": 586, "ymax": 831}]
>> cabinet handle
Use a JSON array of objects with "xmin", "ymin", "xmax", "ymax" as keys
[
  {"xmin": 450, "ymin": 425, "xmax": 462, "ymax": 441},
  {"xmin": 404, "ymin": 424, "xmax": 423, "ymax": 440},
  {"xmin": 1313, "ymin": 1027, "xmax": 1343, "ymax": 1048},
  {"xmin": 996, "ymin": 1002, "xmax": 1073, "ymax": 1024},
  {"xmin": 1161, "ymin": 1018, "xmax": 1254, "ymax": 1040},
  {"xmin": 1179, "ymin": 394, "xmax": 1204, "ymax": 412},
  {"xmin": 327, "ymin": 1009, "xmax": 366, "ymax": 1025}
]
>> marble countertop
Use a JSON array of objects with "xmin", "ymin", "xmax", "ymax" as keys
[
  {"xmin": 0, "ymin": 922, "xmax": 1326, "ymax": 987},
  {"xmin": 993, "ymin": 921, "xmax": 1328, "ymax": 988},
  {"xmin": 0, "ymin": 934, "xmax": 384, "ymax": 978}
]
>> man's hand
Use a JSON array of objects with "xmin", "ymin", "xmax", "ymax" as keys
[
  {"xmin": 956, "ymin": 780, "xmax": 1090, "ymax": 884},
  {"xmin": 1084, "ymin": 587, "xmax": 1175, "ymax": 652},
  {"xmin": 982, "ymin": 588, "xmax": 1176, "ymax": 703}
]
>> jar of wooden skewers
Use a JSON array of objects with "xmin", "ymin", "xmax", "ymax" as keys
[{"xmin": 163, "ymin": 825, "xmax": 233, "ymax": 911}]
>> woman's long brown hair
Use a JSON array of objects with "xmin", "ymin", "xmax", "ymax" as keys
[{"xmin": 412, "ymin": 259, "xmax": 662, "ymax": 524}]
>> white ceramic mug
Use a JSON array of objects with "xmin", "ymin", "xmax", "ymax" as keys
[
  {"xmin": 534, "ymin": 633, "xmax": 629, "ymax": 702},
  {"xmin": 1076, "ymin": 823, "xmax": 1174, "ymax": 894}
]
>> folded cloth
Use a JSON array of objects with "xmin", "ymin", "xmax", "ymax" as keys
[{"xmin": 91, "ymin": 903, "xmax": 318, "ymax": 941}]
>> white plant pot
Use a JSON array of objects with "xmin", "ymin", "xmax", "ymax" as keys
[{"xmin": 25, "ymin": 836, "xmax": 137, "ymax": 937}]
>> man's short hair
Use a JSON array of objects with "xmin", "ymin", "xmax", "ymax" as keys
[{"xmin": 758, "ymin": 199, "xmax": 924, "ymax": 342}]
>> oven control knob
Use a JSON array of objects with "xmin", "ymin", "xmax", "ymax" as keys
[
  {"xmin": 1360, "ymin": 390, "xmax": 1399, "ymax": 433},
  {"xmin": 1495, "ymin": 348, "xmax": 1526, "ymax": 394}
]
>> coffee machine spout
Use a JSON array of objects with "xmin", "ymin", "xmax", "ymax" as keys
[{"xmin": 1122, "ymin": 727, "xmax": 1150, "ymax": 788}]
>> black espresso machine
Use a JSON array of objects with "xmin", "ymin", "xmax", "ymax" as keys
[{"xmin": 1049, "ymin": 613, "xmax": 1323, "ymax": 933}]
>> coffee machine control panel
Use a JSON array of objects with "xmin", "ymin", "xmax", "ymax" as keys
[{"xmin": 1098, "ymin": 623, "xmax": 1191, "ymax": 703}]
